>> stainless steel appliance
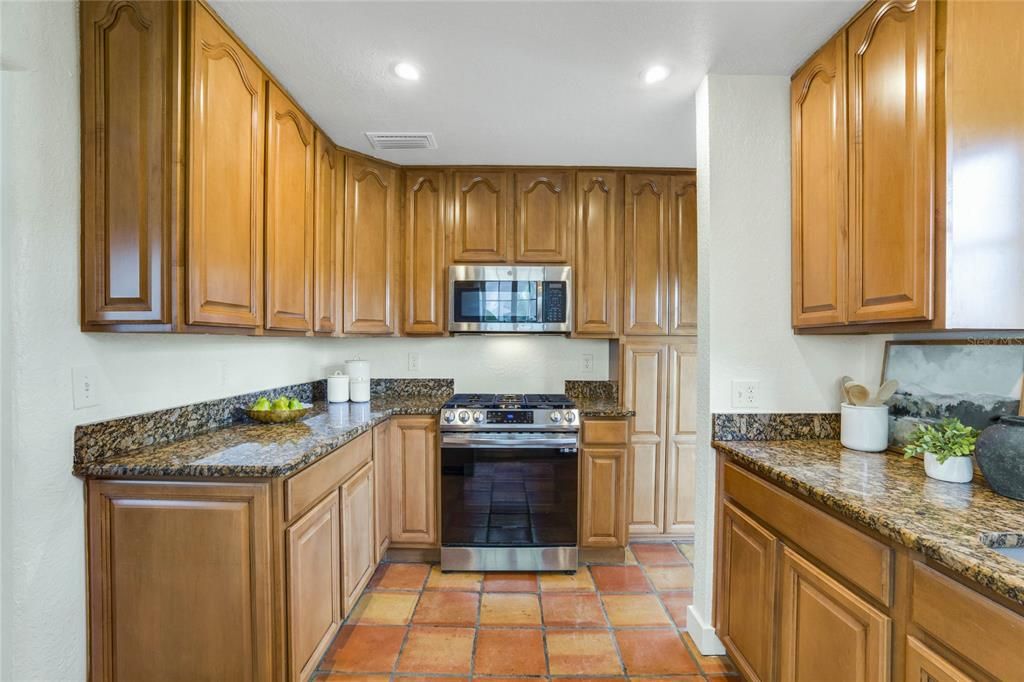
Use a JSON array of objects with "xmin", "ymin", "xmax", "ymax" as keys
[
  {"xmin": 448, "ymin": 265, "xmax": 572, "ymax": 334},
  {"xmin": 440, "ymin": 393, "xmax": 580, "ymax": 571}
]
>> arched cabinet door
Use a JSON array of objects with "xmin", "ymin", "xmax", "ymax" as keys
[
  {"xmin": 344, "ymin": 156, "xmax": 398, "ymax": 334},
  {"xmin": 313, "ymin": 132, "xmax": 343, "ymax": 335},
  {"xmin": 623, "ymin": 174, "xmax": 669, "ymax": 336},
  {"xmin": 791, "ymin": 34, "xmax": 847, "ymax": 328},
  {"xmin": 668, "ymin": 173, "xmax": 698, "ymax": 335},
  {"xmin": 403, "ymin": 169, "xmax": 447, "ymax": 335},
  {"xmin": 187, "ymin": 3, "xmax": 266, "ymax": 328},
  {"xmin": 451, "ymin": 171, "xmax": 510, "ymax": 263},
  {"xmin": 514, "ymin": 171, "xmax": 572, "ymax": 263},
  {"xmin": 846, "ymin": 0, "xmax": 935, "ymax": 323},
  {"xmin": 574, "ymin": 171, "xmax": 622, "ymax": 337},
  {"xmin": 264, "ymin": 83, "xmax": 314, "ymax": 333}
]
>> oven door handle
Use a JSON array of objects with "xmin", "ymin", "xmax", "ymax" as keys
[{"xmin": 441, "ymin": 434, "xmax": 579, "ymax": 448}]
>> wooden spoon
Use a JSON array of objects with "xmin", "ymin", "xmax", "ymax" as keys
[
  {"xmin": 840, "ymin": 375, "xmax": 854, "ymax": 404},
  {"xmin": 845, "ymin": 382, "xmax": 871, "ymax": 406},
  {"xmin": 867, "ymin": 379, "xmax": 899, "ymax": 406}
]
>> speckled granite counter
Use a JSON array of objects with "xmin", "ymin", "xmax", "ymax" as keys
[
  {"xmin": 75, "ymin": 395, "xmax": 448, "ymax": 479},
  {"xmin": 576, "ymin": 398, "xmax": 635, "ymax": 418},
  {"xmin": 715, "ymin": 439, "xmax": 1024, "ymax": 606},
  {"xmin": 565, "ymin": 380, "xmax": 634, "ymax": 418}
]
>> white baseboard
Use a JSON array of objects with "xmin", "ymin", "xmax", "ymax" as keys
[{"xmin": 686, "ymin": 604, "xmax": 726, "ymax": 655}]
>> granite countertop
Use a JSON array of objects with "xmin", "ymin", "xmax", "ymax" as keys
[
  {"xmin": 575, "ymin": 398, "xmax": 635, "ymax": 418},
  {"xmin": 715, "ymin": 439, "xmax": 1024, "ymax": 607},
  {"xmin": 75, "ymin": 395, "xmax": 448, "ymax": 479}
]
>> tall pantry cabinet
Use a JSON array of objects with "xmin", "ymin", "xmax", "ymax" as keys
[{"xmin": 619, "ymin": 170, "xmax": 698, "ymax": 538}]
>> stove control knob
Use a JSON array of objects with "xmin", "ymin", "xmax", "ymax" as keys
[
  {"xmin": 472, "ymin": 411, "xmax": 484, "ymax": 423},
  {"xmin": 564, "ymin": 411, "xmax": 576, "ymax": 423},
  {"xmin": 549, "ymin": 411, "xmax": 563, "ymax": 423},
  {"xmin": 458, "ymin": 410, "xmax": 471, "ymax": 423},
  {"xmin": 442, "ymin": 410, "xmax": 456, "ymax": 424}
]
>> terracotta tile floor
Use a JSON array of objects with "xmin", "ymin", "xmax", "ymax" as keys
[{"xmin": 313, "ymin": 541, "xmax": 738, "ymax": 681}]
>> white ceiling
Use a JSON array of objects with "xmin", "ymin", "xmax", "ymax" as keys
[{"xmin": 210, "ymin": 1, "xmax": 861, "ymax": 167}]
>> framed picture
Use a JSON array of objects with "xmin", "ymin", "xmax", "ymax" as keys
[{"xmin": 881, "ymin": 339, "xmax": 1024, "ymax": 449}]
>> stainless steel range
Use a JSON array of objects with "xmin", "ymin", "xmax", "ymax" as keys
[{"xmin": 439, "ymin": 393, "xmax": 580, "ymax": 572}]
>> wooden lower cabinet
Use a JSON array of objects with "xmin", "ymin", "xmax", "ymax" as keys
[
  {"xmin": 904, "ymin": 637, "xmax": 971, "ymax": 682},
  {"xmin": 373, "ymin": 421, "xmax": 392, "ymax": 559},
  {"xmin": 87, "ymin": 480, "xmax": 274, "ymax": 681},
  {"xmin": 778, "ymin": 547, "xmax": 891, "ymax": 682},
  {"xmin": 286, "ymin": 491, "xmax": 341, "ymax": 682},
  {"xmin": 579, "ymin": 418, "xmax": 629, "ymax": 549},
  {"xmin": 718, "ymin": 501, "xmax": 778, "ymax": 682},
  {"xmin": 389, "ymin": 416, "xmax": 439, "ymax": 546},
  {"xmin": 341, "ymin": 461, "xmax": 376, "ymax": 613}
]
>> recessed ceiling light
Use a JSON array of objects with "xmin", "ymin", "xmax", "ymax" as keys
[
  {"xmin": 394, "ymin": 62, "xmax": 421, "ymax": 81},
  {"xmin": 642, "ymin": 64, "xmax": 670, "ymax": 85}
]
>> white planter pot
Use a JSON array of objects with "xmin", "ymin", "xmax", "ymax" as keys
[{"xmin": 923, "ymin": 452, "xmax": 974, "ymax": 483}]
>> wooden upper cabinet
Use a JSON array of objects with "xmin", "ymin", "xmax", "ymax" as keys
[
  {"xmin": 313, "ymin": 132, "xmax": 343, "ymax": 335},
  {"xmin": 668, "ymin": 173, "xmax": 697, "ymax": 335},
  {"xmin": 264, "ymin": 84, "xmax": 314, "ymax": 333},
  {"xmin": 344, "ymin": 156, "xmax": 398, "ymax": 334},
  {"xmin": 623, "ymin": 174, "xmax": 670, "ymax": 335},
  {"xmin": 791, "ymin": 35, "xmax": 848, "ymax": 328},
  {"xmin": 80, "ymin": 0, "xmax": 180, "ymax": 327},
  {"xmin": 404, "ymin": 170, "xmax": 447, "ymax": 335},
  {"xmin": 187, "ymin": 4, "xmax": 265, "ymax": 328},
  {"xmin": 451, "ymin": 171, "xmax": 510, "ymax": 263},
  {"xmin": 846, "ymin": 0, "xmax": 935, "ymax": 323},
  {"xmin": 777, "ymin": 547, "xmax": 891, "ymax": 682},
  {"xmin": 574, "ymin": 171, "xmax": 622, "ymax": 337},
  {"xmin": 514, "ymin": 171, "xmax": 572, "ymax": 263},
  {"xmin": 718, "ymin": 501, "xmax": 778, "ymax": 682}
]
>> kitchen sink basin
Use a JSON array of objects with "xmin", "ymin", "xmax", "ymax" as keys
[{"xmin": 979, "ymin": 532, "xmax": 1024, "ymax": 562}]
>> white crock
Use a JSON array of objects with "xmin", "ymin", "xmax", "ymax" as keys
[
  {"xmin": 923, "ymin": 452, "xmax": 974, "ymax": 483},
  {"xmin": 840, "ymin": 403, "xmax": 890, "ymax": 452}
]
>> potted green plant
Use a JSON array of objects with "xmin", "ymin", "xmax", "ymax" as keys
[{"xmin": 903, "ymin": 418, "xmax": 979, "ymax": 483}]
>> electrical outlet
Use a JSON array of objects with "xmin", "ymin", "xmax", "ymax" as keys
[
  {"xmin": 582, "ymin": 353, "xmax": 595, "ymax": 374},
  {"xmin": 731, "ymin": 380, "xmax": 760, "ymax": 408},
  {"xmin": 407, "ymin": 352, "xmax": 420, "ymax": 372},
  {"xmin": 73, "ymin": 365, "xmax": 101, "ymax": 409}
]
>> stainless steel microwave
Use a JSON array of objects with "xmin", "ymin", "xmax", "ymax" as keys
[{"xmin": 448, "ymin": 265, "xmax": 572, "ymax": 333}]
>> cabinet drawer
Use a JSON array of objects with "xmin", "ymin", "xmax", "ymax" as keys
[
  {"xmin": 582, "ymin": 420, "xmax": 628, "ymax": 445},
  {"xmin": 722, "ymin": 461, "xmax": 892, "ymax": 606},
  {"xmin": 285, "ymin": 431, "xmax": 373, "ymax": 522},
  {"xmin": 912, "ymin": 562, "xmax": 1024, "ymax": 681}
]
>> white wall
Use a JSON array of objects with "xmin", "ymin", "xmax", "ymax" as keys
[
  {"xmin": 688, "ymin": 74, "xmax": 881, "ymax": 654},
  {"xmin": 0, "ymin": 3, "xmax": 609, "ymax": 678}
]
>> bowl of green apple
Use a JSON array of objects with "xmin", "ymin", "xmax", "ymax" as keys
[{"xmin": 245, "ymin": 395, "xmax": 312, "ymax": 424}]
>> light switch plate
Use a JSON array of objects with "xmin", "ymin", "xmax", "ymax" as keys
[
  {"xmin": 731, "ymin": 380, "xmax": 760, "ymax": 408},
  {"xmin": 582, "ymin": 353, "xmax": 595, "ymax": 373},
  {"xmin": 73, "ymin": 365, "xmax": 101, "ymax": 409}
]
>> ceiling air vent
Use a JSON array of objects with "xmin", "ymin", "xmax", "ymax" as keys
[{"xmin": 365, "ymin": 132, "xmax": 437, "ymax": 150}]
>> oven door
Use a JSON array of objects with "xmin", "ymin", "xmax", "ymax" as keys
[
  {"xmin": 448, "ymin": 265, "xmax": 572, "ymax": 333},
  {"xmin": 440, "ymin": 433, "xmax": 578, "ymax": 554}
]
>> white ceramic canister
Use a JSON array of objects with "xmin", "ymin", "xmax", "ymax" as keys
[
  {"xmin": 839, "ymin": 403, "xmax": 890, "ymax": 452},
  {"xmin": 327, "ymin": 371, "xmax": 350, "ymax": 403},
  {"xmin": 345, "ymin": 360, "xmax": 371, "ymax": 403}
]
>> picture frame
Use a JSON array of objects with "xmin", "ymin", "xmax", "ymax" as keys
[{"xmin": 880, "ymin": 339, "xmax": 1024, "ymax": 451}]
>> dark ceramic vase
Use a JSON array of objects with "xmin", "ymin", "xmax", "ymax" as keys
[{"xmin": 976, "ymin": 415, "xmax": 1024, "ymax": 501}]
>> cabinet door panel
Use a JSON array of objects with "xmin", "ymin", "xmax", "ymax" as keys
[
  {"xmin": 515, "ymin": 171, "xmax": 572, "ymax": 262},
  {"xmin": 341, "ymin": 461, "xmax": 376, "ymax": 613},
  {"xmin": 574, "ymin": 171, "xmax": 622, "ymax": 336},
  {"xmin": 778, "ymin": 547, "xmax": 891, "ymax": 682},
  {"xmin": 580, "ymin": 446, "xmax": 628, "ymax": 548},
  {"xmin": 669, "ymin": 173, "xmax": 697, "ymax": 335},
  {"xmin": 847, "ymin": 0, "xmax": 934, "ymax": 322},
  {"xmin": 404, "ymin": 170, "xmax": 447, "ymax": 334},
  {"xmin": 719, "ymin": 501, "xmax": 777, "ymax": 682},
  {"xmin": 187, "ymin": 4, "xmax": 265, "ymax": 328},
  {"xmin": 372, "ymin": 422, "xmax": 391, "ymax": 560},
  {"xmin": 87, "ymin": 481, "xmax": 272, "ymax": 682},
  {"xmin": 792, "ymin": 36, "xmax": 847, "ymax": 327},
  {"xmin": 389, "ymin": 417, "xmax": 438, "ymax": 546},
  {"xmin": 623, "ymin": 174, "xmax": 669, "ymax": 335},
  {"xmin": 451, "ymin": 171, "xmax": 510, "ymax": 262},
  {"xmin": 665, "ymin": 341, "xmax": 697, "ymax": 534},
  {"xmin": 905, "ymin": 637, "xmax": 972, "ymax": 682},
  {"xmin": 81, "ymin": 0, "xmax": 179, "ymax": 326},
  {"xmin": 344, "ymin": 157, "xmax": 397, "ymax": 334},
  {"xmin": 265, "ymin": 84, "xmax": 314, "ymax": 332},
  {"xmin": 621, "ymin": 340, "xmax": 667, "ymax": 535},
  {"xmin": 313, "ymin": 133, "xmax": 342, "ymax": 335},
  {"xmin": 287, "ymin": 491, "xmax": 341, "ymax": 682}
]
